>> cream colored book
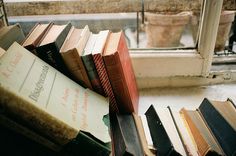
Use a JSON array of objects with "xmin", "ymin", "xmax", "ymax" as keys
[{"xmin": 0, "ymin": 42, "xmax": 111, "ymax": 155}]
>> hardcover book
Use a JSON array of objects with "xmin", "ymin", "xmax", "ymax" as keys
[
  {"xmin": 92, "ymin": 30, "xmax": 119, "ymax": 113},
  {"xmin": 199, "ymin": 98, "xmax": 236, "ymax": 156},
  {"xmin": 110, "ymin": 113, "xmax": 144, "ymax": 156},
  {"xmin": 22, "ymin": 22, "xmax": 52, "ymax": 55},
  {"xmin": 0, "ymin": 42, "xmax": 111, "ymax": 155},
  {"xmin": 103, "ymin": 31, "xmax": 139, "ymax": 113},
  {"xmin": 0, "ymin": 24, "xmax": 25, "ymax": 50},
  {"xmin": 60, "ymin": 25, "xmax": 92, "ymax": 89},
  {"xmin": 36, "ymin": 23, "xmax": 71, "ymax": 76},
  {"xmin": 180, "ymin": 108, "xmax": 224, "ymax": 156},
  {"xmin": 82, "ymin": 33, "xmax": 105, "ymax": 95},
  {"xmin": 145, "ymin": 105, "xmax": 186, "ymax": 156}
]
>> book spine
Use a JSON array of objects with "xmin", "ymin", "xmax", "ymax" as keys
[
  {"xmin": 199, "ymin": 99, "xmax": 236, "ymax": 156},
  {"xmin": 92, "ymin": 53, "xmax": 119, "ymax": 113},
  {"xmin": 82, "ymin": 54, "xmax": 105, "ymax": 95}
]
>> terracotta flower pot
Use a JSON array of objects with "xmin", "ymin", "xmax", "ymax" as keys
[
  {"xmin": 190, "ymin": 11, "xmax": 235, "ymax": 52},
  {"xmin": 145, "ymin": 12, "xmax": 191, "ymax": 47}
]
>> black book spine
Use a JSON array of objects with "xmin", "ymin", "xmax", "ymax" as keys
[{"xmin": 199, "ymin": 98, "xmax": 236, "ymax": 156}]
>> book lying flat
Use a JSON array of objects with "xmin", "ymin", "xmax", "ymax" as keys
[
  {"xmin": 110, "ymin": 113, "xmax": 144, "ymax": 156},
  {"xmin": 0, "ymin": 24, "xmax": 25, "ymax": 50},
  {"xmin": 199, "ymin": 98, "xmax": 236, "ymax": 156},
  {"xmin": 60, "ymin": 25, "xmax": 92, "ymax": 89},
  {"xmin": 145, "ymin": 105, "xmax": 186, "ymax": 156},
  {"xmin": 36, "ymin": 23, "xmax": 71, "ymax": 76},
  {"xmin": 22, "ymin": 22, "xmax": 52, "ymax": 55},
  {"xmin": 0, "ymin": 42, "xmax": 111, "ymax": 155},
  {"xmin": 180, "ymin": 108, "xmax": 224, "ymax": 156},
  {"xmin": 103, "ymin": 31, "xmax": 139, "ymax": 113}
]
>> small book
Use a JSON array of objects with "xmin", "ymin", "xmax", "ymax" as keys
[
  {"xmin": 198, "ymin": 98, "xmax": 236, "ymax": 156},
  {"xmin": 180, "ymin": 108, "xmax": 224, "ymax": 156},
  {"xmin": 170, "ymin": 108, "xmax": 199, "ymax": 156},
  {"xmin": 145, "ymin": 105, "xmax": 187, "ymax": 156},
  {"xmin": 110, "ymin": 113, "xmax": 144, "ymax": 156},
  {"xmin": 82, "ymin": 33, "xmax": 105, "ymax": 95},
  {"xmin": 92, "ymin": 30, "xmax": 119, "ymax": 113},
  {"xmin": 103, "ymin": 31, "xmax": 139, "ymax": 113},
  {"xmin": 60, "ymin": 25, "xmax": 92, "ymax": 89},
  {"xmin": 22, "ymin": 22, "xmax": 52, "ymax": 55},
  {"xmin": 133, "ymin": 113, "xmax": 156, "ymax": 156},
  {"xmin": 0, "ymin": 24, "xmax": 25, "ymax": 50},
  {"xmin": 0, "ymin": 42, "xmax": 111, "ymax": 155},
  {"xmin": 36, "ymin": 23, "xmax": 72, "ymax": 76}
]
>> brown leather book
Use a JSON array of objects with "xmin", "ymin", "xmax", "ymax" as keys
[
  {"xmin": 60, "ymin": 25, "xmax": 92, "ymax": 89},
  {"xmin": 22, "ymin": 23, "xmax": 53, "ymax": 55},
  {"xmin": 180, "ymin": 108, "xmax": 224, "ymax": 156},
  {"xmin": 103, "ymin": 31, "xmax": 139, "ymax": 113}
]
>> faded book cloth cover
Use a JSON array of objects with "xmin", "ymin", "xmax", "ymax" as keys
[
  {"xmin": 0, "ymin": 24, "xmax": 25, "ymax": 50},
  {"xmin": 145, "ymin": 105, "xmax": 184, "ymax": 156},
  {"xmin": 103, "ymin": 31, "xmax": 139, "ymax": 113},
  {"xmin": 110, "ymin": 113, "xmax": 144, "ymax": 156},
  {"xmin": 36, "ymin": 23, "xmax": 71, "ymax": 76},
  {"xmin": 199, "ymin": 98, "xmax": 236, "ymax": 156},
  {"xmin": 0, "ymin": 42, "xmax": 111, "ymax": 155},
  {"xmin": 60, "ymin": 26, "xmax": 93, "ymax": 89},
  {"xmin": 180, "ymin": 108, "xmax": 224, "ymax": 156}
]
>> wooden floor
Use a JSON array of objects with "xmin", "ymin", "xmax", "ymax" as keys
[{"xmin": 139, "ymin": 83, "xmax": 236, "ymax": 114}]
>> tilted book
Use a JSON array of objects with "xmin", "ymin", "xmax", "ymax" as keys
[
  {"xmin": 36, "ymin": 23, "xmax": 71, "ymax": 76},
  {"xmin": 145, "ymin": 105, "xmax": 186, "ymax": 156},
  {"xmin": 92, "ymin": 30, "xmax": 119, "ymax": 113},
  {"xmin": 0, "ymin": 24, "xmax": 25, "ymax": 50},
  {"xmin": 0, "ymin": 42, "xmax": 111, "ymax": 155},
  {"xmin": 103, "ymin": 31, "xmax": 139, "ymax": 113},
  {"xmin": 82, "ymin": 33, "xmax": 105, "ymax": 96},
  {"xmin": 199, "ymin": 98, "xmax": 236, "ymax": 156},
  {"xmin": 110, "ymin": 113, "xmax": 144, "ymax": 156},
  {"xmin": 180, "ymin": 108, "xmax": 224, "ymax": 156},
  {"xmin": 60, "ymin": 25, "xmax": 92, "ymax": 89},
  {"xmin": 22, "ymin": 22, "xmax": 53, "ymax": 56}
]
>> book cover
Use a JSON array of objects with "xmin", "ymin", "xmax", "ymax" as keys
[
  {"xmin": 82, "ymin": 33, "xmax": 105, "ymax": 95},
  {"xmin": 0, "ymin": 24, "xmax": 25, "ymax": 50},
  {"xmin": 110, "ymin": 113, "xmax": 144, "ymax": 156},
  {"xmin": 60, "ymin": 25, "xmax": 92, "ymax": 89},
  {"xmin": 22, "ymin": 22, "xmax": 53, "ymax": 55},
  {"xmin": 180, "ymin": 108, "xmax": 224, "ymax": 156},
  {"xmin": 0, "ymin": 42, "xmax": 111, "ymax": 155},
  {"xmin": 145, "ymin": 105, "xmax": 186, "ymax": 156},
  {"xmin": 199, "ymin": 98, "xmax": 236, "ymax": 156},
  {"xmin": 92, "ymin": 30, "xmax": 119, "ymax": 113},
  {"xmin": 103, "ymin": 31, "xmax": 139, "ymax": 113},
  {"xmin": 36, "ymin": 23, "xmax": 72, "ymax": 76}
]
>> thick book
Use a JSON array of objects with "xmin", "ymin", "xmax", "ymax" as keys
[
  {"xmin": 103, "ymin": 31, "xmax": 139, "ymax": 113},
  {"xmin": 82, "ymin": 33, "xmax": 105, "ymax": 95},
  {"xmin": 60, "ymin": 25, "xmax": 92, "ymax": 89},
  {"xmin": 180, "ymin": 108, "xmax": 224, "ymax": 156},
  {"xmin": 22, "ymin": 22, "xmax": 52, "ymax": 55},
  {"xmin": 110, "ymin": 113, "xmax": 144, "ymax": 156},
  {"xmin": 36, "ymin": 23, "xmax": 72, "ymax": 76},
  {"xmin": 0, "ymin": 24, "xmax": 25, "ymax": 50},
  {"xmin": 0, "ymin": 42, "xmax": 111, "ymax": 155},
  {"xmin": 92, "ymin": 30, "xmax": 119, "ymax": 113},
  {"xmin": 145, "ymin": 105, "xmax": 186, "ymax": 156},
  {"xmin": 198, "ymin": 98, "xmax": 236, "ymax": 156}
]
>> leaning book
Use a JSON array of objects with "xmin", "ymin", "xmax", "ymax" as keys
[{"xmin": 0, "ymin": 42, "xmax": 111, "ymax": 155}]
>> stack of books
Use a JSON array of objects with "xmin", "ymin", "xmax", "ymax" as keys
[{"xmin": 111, "ymin": 98, "xmax": 236, "ymax": 155}]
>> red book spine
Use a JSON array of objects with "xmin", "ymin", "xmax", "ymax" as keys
[{"xmin": 93, "ymin": 53, "xmax": 119, "ymax": 113}]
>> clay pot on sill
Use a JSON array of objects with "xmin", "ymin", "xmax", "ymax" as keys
[
  {"xmin": 145, "ymin": 11, "xmax": 191, "ymax": 47},
  {"xmin": 191, "ymin": 11, "xmax": 235, "ymax": 52}
]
